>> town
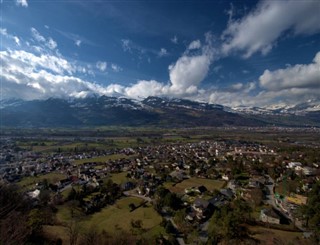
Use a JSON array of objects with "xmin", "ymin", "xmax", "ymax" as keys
[{"xmin": 1, "ymin": 127, "xmax": 320, "ymax": 244}]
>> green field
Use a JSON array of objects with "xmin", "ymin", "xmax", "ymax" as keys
[
  {"xmin": 18, "ymin": 172, "xmax": 66, "ymax": 190},
  {"xmin": 109, "ymin": 172, "xmax": 131, "ymax": 185},
  {"xmin": 164, "ymin": 177, "xmax": 226, "ymax": 193},
  {"xmin": 249, "ymin": 226, "xmax": 306, "ymax": 245},
  {"xmin": 56, "ymin": 197, "xmax": 162, "ymax": 232},
  {"xmin": 73, "ymin": 153, "xmax": 130, "ymax": 165}
]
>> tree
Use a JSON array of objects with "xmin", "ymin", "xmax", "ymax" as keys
[
  {"xmin": 39, "ymin": 189, "xmax": 51, "ymax": 205},
  {"xmin": 80, "ymin": 226, "xmax": 100, "ymax": 245},
  {"xmin": 28, "ymin": 209, "xmax": 45, "ymax": 234},
  {"xmin": 0, "ymin": 211, "xmax": 31, "ymax": 245},
  {"xmin": 165, "ymin": 221, "xmax": 175, "ymax": 234},
  {"xmin": 0, "ymin": 184, "xmax": 32, "ymax": 244},
  {"xmin": 67, "ymin": 220, "xmax": 81, "ymax": 245},
  {"xmin": 208, "ymin": 200, "xmax": 252, "ymax": 243},
  {"xmin": 129, "ymin": 203, "xmax": 136, "ymax": 211},
  {"xmin": 300, "ymin": 181, "xmax": 320, "ymax": 242}
]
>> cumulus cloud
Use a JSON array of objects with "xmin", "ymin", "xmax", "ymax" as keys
[
  {"xmin": 16, "ymin": 0, "xmax": 28, "ymax": 7},
  {"xmin": 168, "ymin": 38, "xmax": 214, "ymax": 93},
  {"xmin": 3, "ymin": 21, "xmax": 318, "ymax": 109},
  {"xmin": 158, "ymin": 48, "xmax": 168, "ymax": 57},
  {"xmin": 222, "ymin": 0, "xmax": 320, "ymax": 57},
  {"xmin": 0, "ymin": 50, "xmax": 109, "ymax": 100},
  {"xmin": 96, "ymin": 61, "xmax": 107, "ymax": 72},
  {"xmin": 125, "ymin": 80, "xmax": 169, "ymax": 99},
  {"xmin": 207, "ymin": 53, "xmax": 320, "ymax": 107},
  {"xmin": 188, "ymin": 40, "xmax": 201, "ymax": 50},
  {"xmin": 6, "ymin": 50, "xmax": 75, "ymax": 75},
  {"xmin": 259, "ymin": 52, "xmax": 320, "ymax": 91},
  {"xmin": 2, "ymin": 31, "xmax": 218, "ymax": 102},
  {"xmin": 169, "ymin": 55, "xmax": 211, "ymax": 93},
  {"xmin": 120, "ymin": 36, "xmax": 215, "ymax": 99}
]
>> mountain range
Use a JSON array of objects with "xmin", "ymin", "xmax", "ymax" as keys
[{"xmin": 1, "ymin": 96, "xmax": 319, "ymax": 128}]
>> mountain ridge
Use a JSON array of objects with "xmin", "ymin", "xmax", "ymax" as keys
[{"xmin": 1, "ymin": 96, "xmax": 319, "ymax": 127}]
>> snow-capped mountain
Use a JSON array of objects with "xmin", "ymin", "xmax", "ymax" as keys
[
  {"xmin": 230, "ymin": 100, "xmax": 320, "ymax": 116},
  {"xmin": 0, "ymin": 96, "xmax": 319, "ymax": 127}
]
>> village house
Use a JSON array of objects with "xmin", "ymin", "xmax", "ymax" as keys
[{"xmin": 260, "ymin": 208, "xmax": 281, "ymax": 224}]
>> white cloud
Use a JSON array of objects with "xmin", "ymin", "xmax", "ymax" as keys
[
  {"xmin": 188, "ymin": 40, "xmax": 201, "ymax": 50},
  {"xmin": 111, "ymin": 64, "xmax": 122, "ymax": 72},
  {"xmin": 125, "ymin": 80, "xmax": 169, "ymax": 99},
  {"xmin": 259, "ymin": 52, "xmax": 320, "ymax": 91},
  {"xmin": 16, "ymin": 0, "xmax": 28, "ymax": 7},
  {"xmin": 123, "ymin": 37, "xmax": 215, "ymax": 99},
  {"xmin": 171, "ymin": 35, "xmax": 178, "ymax": 44},
  {"xmin": 121, "ymin": 39, "xmax": 132, "ymax": 52},
  {"xmin": 31, "ymin": 28, "xmax": 46, "ymax": 43},
  {"xmin": 158, "ymin": 48, "xmax": 168, "ymax": 57},
  {"xmin": 1, "ymin": 31, "xmax": 217, "ymax": 101},
  {"xmin": 169, "ymin": 55, "xmax": 211, "ymax": 93},
  {"xmin": 207, "ymin": 52, "xmax": 320, "ymax": 107},
  {"xmin": 13, "ymin": 36, "xmax": 20, "ymax": 46},
  {"xmin": 5, "ymin": 50, "xmax": 74, "ymax": 75},
  {"xmin": 47, "ymin": 38, "xmax": 57, "ymax": 50},
  {"xmin": 222, "ymin": 0, "xmax": 320, "ymax": 57},
  {"xmin": 0, "ymin": 28, "xmax": 8, "ymax": 36},
  {"xmin": 231, "ymin": 83, "xmax": 243, "ymax": 91},
  {"xmin": 75, "ymin": 40, "xmax": 82, "ymax": 47},
  {"xmin": 0, "ymin": 50, "xmax": 110, "ymax": 100},
  {"xmin": 30, "ymin": 28, "xmax": 58, "ymax": 50},
  {"xmin": 169, "ymin": 41, "xmax": 213, "ymax": 93},
  {"xmin": 105, "ymin": 84, "xmax": 125, "ymax": 96},
  {"xmin": 3, "ymin": 23, "xmax": 318, "ymax": 108},
  {"xmin": 96, "ymin": 61, "xmax": 107, "ymax": 72},
  {"xmin": 0, "ymin": 28, "xmax": 20, "ymax": 46}
]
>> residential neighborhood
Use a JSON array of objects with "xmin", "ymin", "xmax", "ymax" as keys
[{"xmin": 0, "ymin": 128, "xmax": 320, "ymax": 244}]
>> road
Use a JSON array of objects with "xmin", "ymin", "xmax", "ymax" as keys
[
  {"xmin": 265, "ymin": 175, "xmax": 305, "ymax": 231},
  {"xmin": 123, "ymin": 188, "xmax": 152, "ymax": 202}
]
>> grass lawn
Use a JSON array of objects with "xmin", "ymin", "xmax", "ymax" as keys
[
  {"xmin": 18, "ymin": 172, "xmax": 66, "ymax": 190},
  {"xmin": 73, "ymin": 154, "xmax": 130, "ymax": 165},
  {"xmin": 56, "ymin": 197, "xmax": 162, "ymax": 234},
  {"xmin": 60, "ymin": 187, "xmax": 73, "ymax": 199},
  {"xmin": 109, "ymin": 172, "xmax": 131, "ymax": 185},
  {"xmin": 249, "ymin": 226, "xmax": 307, "ymax": 245},
  {"xmin": 164, "ymin": 178, "xmax": 226, "ymax": 193},
  {"xmin": 141, "ymin": 224, "xmax": 166, "ymax": 241},
  {"xmin": 42, "ymin": 225, "xmax": 69, "ymax": 244}
]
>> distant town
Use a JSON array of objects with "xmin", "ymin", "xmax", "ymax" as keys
[{"xmin": 1, "ymin": 127, "xmax": 320, "ymax": 244}]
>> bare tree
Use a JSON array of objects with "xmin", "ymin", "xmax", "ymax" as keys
[
  {"xmin": 0, "ymin": 211, "xmax": 31, "ymax": 245},
  {"xmin": 67, "ymin": 220, "xmax": 81, "ymax": 245}
]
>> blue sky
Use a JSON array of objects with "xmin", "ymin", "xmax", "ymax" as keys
[{"xmin": 1, "ymin": 0, "xmax": 320, "ymax": 108}]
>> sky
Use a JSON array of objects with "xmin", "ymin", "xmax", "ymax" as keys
[{"xmin": 1, "ymin": 0, "xmax": 320, "ymax": 108}]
